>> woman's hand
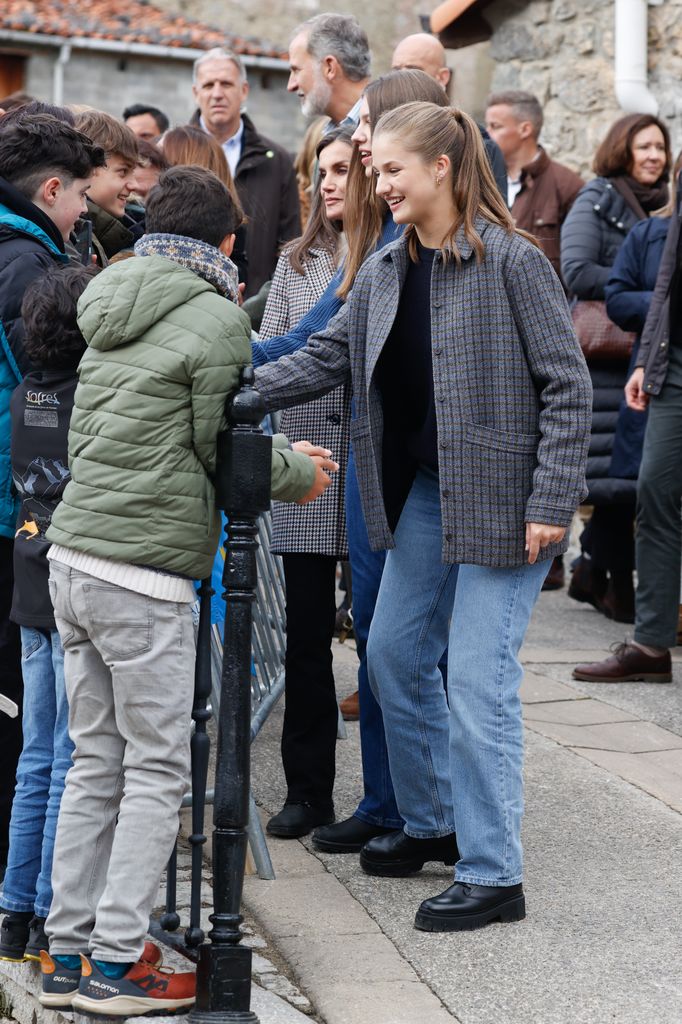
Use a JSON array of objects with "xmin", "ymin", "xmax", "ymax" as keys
[
  {"xmin": 624, "ymin": 366, "xmax": 649, "ymax": 411},
  {"xmin": 297, "ymin": 455, "xmax": 339, "ymax": 504},
  {"xmin": 525, "ymin": 523, "xmax": 566, "ymax": 564}
]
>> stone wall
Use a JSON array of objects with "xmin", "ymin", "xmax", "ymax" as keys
[{"xmin": 485, "ymin": 0, "xmax": 682, "ymax": 175}]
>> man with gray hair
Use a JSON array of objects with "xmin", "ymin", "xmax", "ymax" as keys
[
  {"xmin": 288, "ymin": 14, "xmax": 371, "ymax": 128},
  {"xmin": 486, "ymin": 89, "xmax": 583, "ymax": 592},
  {"xmin": 191, "ymin": 47, "xmax": 300, "ymax": 298}
]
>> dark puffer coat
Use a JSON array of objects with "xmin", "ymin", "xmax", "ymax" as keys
[{"xmin": 560, "ymin": 177, "xmax": 644, "ymax": 505}]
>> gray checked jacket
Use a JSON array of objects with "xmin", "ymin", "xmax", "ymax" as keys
[
  {"xmin": 255, "ymin": 221, "xmax": 592, "ymax": 568},
  {"xmin": 260, "ymin": 246, "xmax": 350, "ymax": 559}
]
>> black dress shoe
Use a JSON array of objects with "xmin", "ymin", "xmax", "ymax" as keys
[
  {"xmin": 359, "ymin": 829, "xmax": 458, "ymax": 877},
  {"xmin": 266, "ymin": 801, "xmax": 334, "ymax": 839},
  {"xmin": 312, "ymin": 816, "xmax": 397, "ymax": 853},
  {"xmin": 415, "ymin": 882, "xmax": 525, "ymax": 932}
]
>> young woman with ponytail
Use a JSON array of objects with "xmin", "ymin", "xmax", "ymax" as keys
[{"xmin": 254, "ymin": 101, "xmax": 592, "ymax": 932}]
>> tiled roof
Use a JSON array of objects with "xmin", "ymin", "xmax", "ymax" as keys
[{"xmin": 0, "ymin": 0, "xmax": 288, "ymax": 59}]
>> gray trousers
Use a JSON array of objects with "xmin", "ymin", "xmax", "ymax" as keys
[
  {"xmin": 45, "ymin": 561, "xmax": 195, "ymax": 962},
  {"xmin": 634, "ymin": 347, "xmax": 682, "ymax": 649}
]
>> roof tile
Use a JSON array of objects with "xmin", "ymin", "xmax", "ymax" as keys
[{"xmin": 0, "ymin": 0, "xmax": 287, "ymax": 59}]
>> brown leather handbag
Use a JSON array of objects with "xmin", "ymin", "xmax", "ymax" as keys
[{"xmin": 571, "ymin": 300, "xmax": 636, "ymax": 363}]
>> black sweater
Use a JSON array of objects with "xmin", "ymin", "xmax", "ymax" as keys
[{"xmin": 375, "ymin": 242, "xmax": 437, "ymax": 530}]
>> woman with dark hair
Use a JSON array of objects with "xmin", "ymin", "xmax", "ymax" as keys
[
  {"xmin": 561, "ymin": 113, "xmax": 671, "ymax": 621},
  {"xmin": 260, "ymin": 128, "xmax": 356, "ymax": 838}
]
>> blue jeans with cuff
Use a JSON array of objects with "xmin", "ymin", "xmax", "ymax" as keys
[
  {"xmin": 367, "ymin": 467, "xmax": 548, "ymax": 885},
  {"xmin": 1, "ymin": 627, "xmax": 72, "ymax": 918}
]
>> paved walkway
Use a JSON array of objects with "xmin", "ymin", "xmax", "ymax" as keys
[
  {"xmin": 247, "ymin": 581, "xmax": 682, "ymax": 1024},
  {"xmin": 2, "ymin": 576, "xmax": 680, "ymax": 1023}
]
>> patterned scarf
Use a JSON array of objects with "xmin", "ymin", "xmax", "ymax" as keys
[{"xmin": 134, "ymin": 233, "xmax": 239, "ymax": 303}]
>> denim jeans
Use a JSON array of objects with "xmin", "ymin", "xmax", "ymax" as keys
[
  {"xmin": 1, "ymin": 628, "xmax": 72, "ymax": 918},
  {"xmin": 367, "ymin": 467, "xmax": 548, "ymax": 885},
  {"xmin": 345, "ymin": 449, "xmax": 402, "ymax": 829},
  {"xmin": 46, "ymin": 561, "xmax": 195, "ymax": 961}
]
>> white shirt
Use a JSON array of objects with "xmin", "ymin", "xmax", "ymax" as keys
[
  {"xmin": 200, "ymin": 115, "xmax": 244, "ymax": 178},
  {"xmin": 507, "ymin": 176, "xmax": 523, "ymax": 208}
]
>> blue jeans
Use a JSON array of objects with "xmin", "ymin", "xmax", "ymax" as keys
[
  {"xmin": 345, "ymin": 448, "xmax": 402, "ymax": 829},
  {"xmin": 367, "ymin": 468, "xmax": 548, "ymax": 885},
  {"xmin": 1, "ymin": 628, "xmax": 72, "ymax": 918}
]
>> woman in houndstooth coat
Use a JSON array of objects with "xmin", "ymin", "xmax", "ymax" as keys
[{"xmin": 258, "ymin": 128, "xmax": 353, "ymax": 833}]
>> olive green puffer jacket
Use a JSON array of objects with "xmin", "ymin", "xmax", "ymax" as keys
[{"xmin": 47, "ymin": 253, "xmax": 315, "ymax": 578}]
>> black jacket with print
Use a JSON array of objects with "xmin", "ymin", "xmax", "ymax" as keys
[{"xmin": 10, "ymin": 369, "xmax": 76, "ymax": 627}]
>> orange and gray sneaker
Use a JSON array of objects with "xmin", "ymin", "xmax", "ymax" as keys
[
  {"xmin": 40, "ymin": 941, "xmax": 164, "ymax": 1011},
  {"xmin": 71, "ymin": 953, "xmax": 195, "ymax": 1017}
]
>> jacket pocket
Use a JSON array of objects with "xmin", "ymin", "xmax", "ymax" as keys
[{"xmin": 464, "ymin": 422, "xmax": 540, "ymax": 454}]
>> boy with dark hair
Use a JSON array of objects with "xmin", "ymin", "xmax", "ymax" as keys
[
  {"xmin": 73, "ymin": 110, "xmax": 140, "ymax": 263},
  {"xmin": 40, "ymin": 165, "xmax": 336, "ymax": 1017},
  {"xmin": 0, "ymin": 264, "xmax": 96, "ymax": 963},
  {"xmin": 0, "ymin": 113, "xmax": 104, "ymax": 884}
]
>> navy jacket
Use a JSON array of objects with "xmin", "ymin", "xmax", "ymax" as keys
[
  {"xmin": 605, "ymin": 217, "xmax": 670, "ymax": 333},
  {"xmin": 603, "ymin": 216, "xmax": 669, "ymax": 480},
  {"xmin": 0, "ymin": 177, "xmax": 69, "ymax": 537}
]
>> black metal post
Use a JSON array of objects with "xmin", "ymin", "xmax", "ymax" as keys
[
  {"xmin": 189, "ymin": 366, "xmax": 271, "ymax": 1024},
  {"xmin": 186, "ymin": 575, "xmax": 215, "ymax": 948}
]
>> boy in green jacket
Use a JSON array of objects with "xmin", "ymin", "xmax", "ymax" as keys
[{"xmin": 40, "ymin": 165, "xmax": 336, "ymax": 1017}]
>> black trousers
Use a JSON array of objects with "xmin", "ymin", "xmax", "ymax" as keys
[
  {"xmin": 281, "ymin": 553, "xmax": 338, "ymax": 810},
  {"xmin": 581, "ymin": 504, "xmax": 635, "ymax": 572},
  {"xmin": 0, "ymin": 537, "xmax": 23, "ymax": 865}
]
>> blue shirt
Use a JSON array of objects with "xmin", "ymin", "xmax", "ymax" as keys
[{"xmin": 200, "ymin": 115, "xmax": 244, "ymax": 177}]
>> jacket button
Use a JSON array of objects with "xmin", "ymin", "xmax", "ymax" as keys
[
  {"xmin": 439, "ymin": 441, "xmax": 448, "ymax": 449},
  {"xmin": 442, "ymin": 488, "xmax": 451, "ymax": 498},
  {"xmin": 660, "ymin": 342, "xmax": 667, "ymax": 349},
  {"xmin": 445, "ymin": 533, "xmax": 453, "ymax": 542},
  {"xmin": 433, "ymin": 347, "xmax": 442, "ymax": 356},
  {"xmin": 437, "ymin": 394, "xmax": 446, "ymax": 402},
  {"xmin": 617, "ymin": 222, "xmax": 624, "ymax": 229},
  {"xmin": 327, "ymin": 413, "xmax": 341, "ymax": 425},
  {"xmin": 433, "ymin": 301, "xmax": 442, "ymax": 309}
]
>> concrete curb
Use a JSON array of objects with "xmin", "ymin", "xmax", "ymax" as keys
[{"xmin": 242, "ymin": 816, "xmax": 459, "ymax": 1024}]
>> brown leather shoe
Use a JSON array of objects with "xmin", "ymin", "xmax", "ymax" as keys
[
  {"xmin": 573, "ymin": 642, "xmax": 672, "ymax": 682},
  {"xmin": 542, "ymin": 555, "xmax": 565, "ymax": 591},
  {"xmin": 340, "ymin": 690, "xmax": 359, "ymax": 721}
]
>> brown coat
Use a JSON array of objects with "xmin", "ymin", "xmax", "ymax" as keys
[{"xmin": 512, "ymin": 148, "xmax": 583, "ymax": 285}]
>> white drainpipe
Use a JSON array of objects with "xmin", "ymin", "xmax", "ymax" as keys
[
  {"xmin": 614, "ymin": 0, "xmax": 659, "ymax": 114},
  {"xmin": 52, "ymin": 42, "xmax": 71, "ymax": 106}
]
